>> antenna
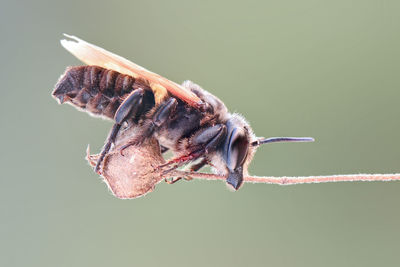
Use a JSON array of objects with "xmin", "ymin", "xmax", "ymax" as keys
[{"xmin": 251, "ymin": 137, "xmax": 314, "ymax": 147}]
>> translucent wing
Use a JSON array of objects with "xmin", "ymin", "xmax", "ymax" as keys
[{"xmin": 60, "ymin": 34, "xmax": 203, "ymax": 108}]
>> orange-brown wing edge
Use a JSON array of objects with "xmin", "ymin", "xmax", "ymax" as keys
[{"xmin": 60, "ymin": 34, "xmax": 204, "ymax": 109}]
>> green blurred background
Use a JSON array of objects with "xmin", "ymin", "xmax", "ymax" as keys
[{"xmin": 1, "ymin": 0, "xmax": 399, "ymax": 266}]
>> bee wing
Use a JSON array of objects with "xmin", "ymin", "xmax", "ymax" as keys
[{"xmin": 60, "ymin": 34, "xmax": 203, "ymax": 108}]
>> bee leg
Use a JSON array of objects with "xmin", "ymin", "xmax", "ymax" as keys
[
  {"xmin": 180, "ymin": 158, "xmax": 208, "ymax": 182},
  {"xmin": 191, "ymin": 124, "xmax": 227, "ymax": 153},
  {"xmin": 118, "ymin": 98, "xmax": 178, "ymax": 155},
  {"xmin": 114, "ymin": 88, "xmax": 146, "ymax": 125},
  {"xmin": 159, "ymin": 151, "xmax": 204, "ymax": 170},
  {"xmin": 94, "ymin": 89, "xmax": 146, "ymax": 173},
  {"xmin": 164, "ymin": 124, "xmax": 225, "ymax": 169},
  {"xmin": 164, "ymin": 177, "xmax": 182, "ymax": 184},
  {"xmin": 94, "ymin": 123, "xmax": 122, "ymax": 173},
  {"xmin": 189, "ymin": 158, "xmax": 208, "ymax": 173},
  {"xmin": 160, "ymin": 124, "xmax": 227, "ymax": 171},
  {"xmin": 165, "ymin": 158, "xmax": 208, "ymax": 184},
  {"xmin": 152, "ymin": 98, "xmax": 178, "ymax": 127}
]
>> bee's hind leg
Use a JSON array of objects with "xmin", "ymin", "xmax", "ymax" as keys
[{"xmin": 95, "ymin": 88, "xmax": 147, "ymax": 173}]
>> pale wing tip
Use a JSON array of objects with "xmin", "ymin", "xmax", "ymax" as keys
[
  {"xmin": 60, "ymin": 34, "xmax": 90, "ymax": 50},
  {"xmin": 60, "ymin": 34, "xmax": 80, "ymax": 49},
  {"xmin": 62, "ymin": 33, "xmax": 80, "ymax": 41},
  {"xmin": 60, "ymin": 39, "xmax": 77, "ymax": 55},
  {"xmin": 60, "ymin": 34, "xmax": 90, "ymax": 62}
]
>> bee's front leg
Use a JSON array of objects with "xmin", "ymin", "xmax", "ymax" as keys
[
  {"xmin": 191, "ymin": 124, "xmax": 227, "ymax": 153},
  {"xmin": 160, "ymin": 124, "xmax": 227, "ymax": 171},
  {"xmin": 190, "ymin": 158, "xmax": 208, "ymax": 172},
  {"xmin": 181, "ymin": 158, "xmax": 209, "ymax": 182}
]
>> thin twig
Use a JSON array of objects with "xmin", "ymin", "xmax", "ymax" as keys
[{"xmin": 172, "ymin": 171, "xmax": 400, "ymax": 185}]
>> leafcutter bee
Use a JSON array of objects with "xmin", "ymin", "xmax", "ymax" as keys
[{"xmin": 52, "ymin": 34, "xmax": 314, "ymax": 190}]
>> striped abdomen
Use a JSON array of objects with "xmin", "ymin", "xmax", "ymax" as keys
[{"xmin": 52, "ymin": 66, "xmax": 155, "ymax": 119}]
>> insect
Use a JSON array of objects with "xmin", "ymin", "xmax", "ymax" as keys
[{"xmin": 52, "ymin": 34, "xmax": 314, "ymax": 190}]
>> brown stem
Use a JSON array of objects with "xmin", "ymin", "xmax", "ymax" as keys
[{"xmin": 171, "ymin": 171, "xmax": 400, "ymax": 185}]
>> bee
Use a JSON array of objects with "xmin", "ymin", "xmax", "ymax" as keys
[{"xmin": 52, "ymin": 34, "xmax": 314, "ymax": 190}]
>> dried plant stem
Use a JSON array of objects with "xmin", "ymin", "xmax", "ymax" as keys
[{"xmin": 172, "ymin": 171, "xmax": 400, "ymax": 185}]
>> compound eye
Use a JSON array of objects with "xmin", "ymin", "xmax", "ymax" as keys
[{"xmin": 225, "ymin": 128, "xmax": 249, "ymax": 171}]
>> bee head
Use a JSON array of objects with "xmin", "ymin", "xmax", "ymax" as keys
[
  {"xmin": 221, "ymin": 114, "xmax": 256, "ymax": 190},
  {"xmin": 221, "ymin": 114, "xmax": 314, "ymax": 190}
]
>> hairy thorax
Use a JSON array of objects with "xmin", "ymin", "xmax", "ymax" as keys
[{"xmin": 155, "ymin": 81, "xmax": 230, "ymax": 153}]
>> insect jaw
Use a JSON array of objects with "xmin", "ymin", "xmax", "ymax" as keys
[{"xmin": 226, "ymin": 166, "xmax": 245, "ymax": 190}]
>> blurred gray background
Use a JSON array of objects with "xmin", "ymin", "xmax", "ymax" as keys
[{"xmin": 1, "ymin": 0, "xmax": 399, "ymax": 266}]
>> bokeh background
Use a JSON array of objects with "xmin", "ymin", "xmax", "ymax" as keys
[{"xmin": 1, "ymin": 0, "xmax": 399, "ymax": 266}]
